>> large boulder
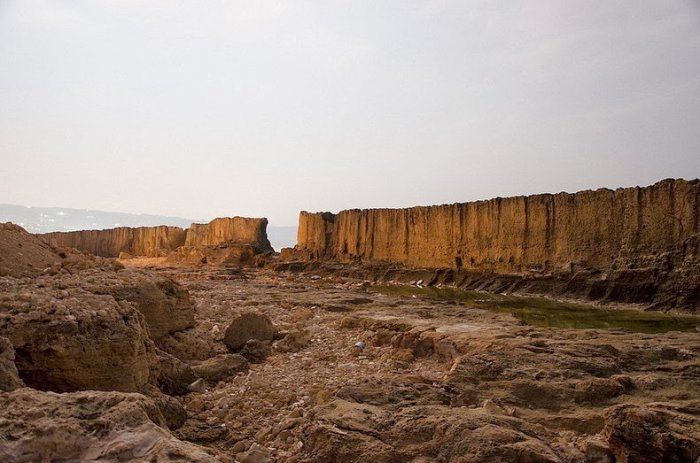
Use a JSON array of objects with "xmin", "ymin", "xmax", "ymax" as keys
[
  {"xmin": 603, "ymin": 403, "xmax": 700, "ymax": 463},
  {"xmin": 1, "ymin": 224, "xmax": 194, "ymax": 340},
  {"xmin": 0, "ymin": 280, "xmax": 155, "ymax": 393},
  {"xmin": 223, "ymin": 312, "xmax": 275, "ymax": 351},
  {"xmin": 152, "ymin": 348, "xmax": 199, "ymax": 396},
  {"xmin": 80, "ymin": 269, "xmax": 195, "ymax": 339},
  {"xmin": 25, "ymin": 268, "xmax": 195, "ymax": 340},
  {"xmin": 0, "ymin": 388, "xmax": 220, "ymax": 463}
]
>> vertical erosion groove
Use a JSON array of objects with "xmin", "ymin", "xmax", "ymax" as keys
[{"xmin": 296, "ymin": 179, "xmax": 700, "ymax": 276}]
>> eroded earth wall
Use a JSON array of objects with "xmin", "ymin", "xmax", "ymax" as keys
[
  {"xmin": 40, "ymin": 217, "xmax": 272, "ymax": 257},
  {"xmin": 42, "ymin": 226, "xmax": 187, "ymax": 258},
  {"xmin": 184, "ymin": 217, "xmax": 273, "ymax": 252},
  {"xmin": 296, "ymin": 179, "xmax": 700, "ymax": 309}
]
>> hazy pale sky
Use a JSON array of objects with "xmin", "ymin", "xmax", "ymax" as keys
[{"xmin": 1, "ymin": 0, "xmax": 699, "ymax": 225}]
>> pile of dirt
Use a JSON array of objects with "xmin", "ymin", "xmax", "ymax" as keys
[{"xmin": 0, "ymin": 222, "xmax": 64, "ymax": 277}]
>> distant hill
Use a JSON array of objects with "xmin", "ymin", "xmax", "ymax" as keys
[
  {"xmin": 0, "ymin": 204, "xmax": 297, "ymax": 251},
  {"xmin": 0, "ymin": 204, "xmax": 196, "ymax": 233}
]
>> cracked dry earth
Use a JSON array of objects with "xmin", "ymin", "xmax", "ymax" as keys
[{"xmin": 135, "ymin": 264, "xmax": 700, "ymax": 463}]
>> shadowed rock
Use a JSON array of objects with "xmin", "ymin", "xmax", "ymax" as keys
[
  {"xmin": 79, "ymin": 270, "xmax": 195, "ymax": 339},
  {"xmin": 0, "ymin": 388, "xmax": 220, "ymax": 463},
  {"xmin": 223, "ymin": 312, "xmax": 275, "ymax": 351},
  {"xmin": 0, "ymin": 336, "xmax": 23, "ymax": 391},
  {"xmin": 152, "ymin": 348, "xmax": 199, "ymax": 396},
  {"xmin": 192, "ymin": 353, "xmax": 249, "ymax": 382},
  {"xmin": 240, "ymin": 339, "xmax": 272, "ymax": 364},
  {"xmin": 603, "ymin": 403, "xmax": 700, "ymax": 463},
  {"xmin": 0, "ymin": 281, "xmax": 155, "ymax": 393}
]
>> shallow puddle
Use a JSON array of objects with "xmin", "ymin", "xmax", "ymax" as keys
[{"xmin": 369, "ymin": 285, "xmax": 700, "ymax": 333}]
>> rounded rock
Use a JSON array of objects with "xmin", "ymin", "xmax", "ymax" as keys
[{"xmin": 223, "ymin": 312, "xmax": 275, "ymax": 351}]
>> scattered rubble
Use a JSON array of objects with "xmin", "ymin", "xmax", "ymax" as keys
[{"xmin": 1, "ymin": 222, "xmax": 699, "ymax": 462}]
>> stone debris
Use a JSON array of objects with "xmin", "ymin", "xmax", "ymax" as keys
[
  {"xmin": 1, "ymin": 221, "xmax": 699, "ymax": 462},
  {"xmin": 164, "ymin": 267, "xmax": 700, "ymax": 462}
]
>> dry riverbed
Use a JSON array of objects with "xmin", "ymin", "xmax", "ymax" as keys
[{"xmin": 127, "ymin": 262, "xmax": 700, "ymax": 463}]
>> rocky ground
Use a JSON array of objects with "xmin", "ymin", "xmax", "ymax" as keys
[
  {"xmin": 1, "ymin": 224, "xmax": 700, "ymax": 462},
  {"xmin": 127, "ymin": 260, "xmax": 700, "ymax": 463}
]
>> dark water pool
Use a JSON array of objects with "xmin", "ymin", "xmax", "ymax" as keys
[{"xmin": 369, "ymin": 285, "xmax": 700, "ymax": 334}]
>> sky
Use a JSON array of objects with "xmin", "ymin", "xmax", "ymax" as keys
[{"xmin": 1, "ymin": 0, "xmax": 699, "ymax": 226}]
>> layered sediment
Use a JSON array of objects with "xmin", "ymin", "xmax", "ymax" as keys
[
  {"xmin": 294, "ymin": 179, "xmax": 700, "ymax": 310},
  {"xmin": 185, "ymin": 217, "xmax": 272, "ymax": 251},
  {"xmin": 41, "ymin": 226, "xmax": 187, "ymax": 258},
  {"xmin": 40, "ymin": 216, "xmax": 272, "ymax": 258}
]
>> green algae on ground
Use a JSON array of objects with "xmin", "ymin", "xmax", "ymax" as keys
[{"xmin": 368, "ymin": 285, "xmax": 700, "ymax": 334}]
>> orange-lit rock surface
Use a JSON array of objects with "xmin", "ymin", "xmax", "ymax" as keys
[
  {"xmin": 184, "ymin": 217, "xmax": 272, "ymax": 252},
  {"xmin": 295, "ymin": 179, "xmax": 700, "ymax": 310},
  {"xmin": 42, "ymin": 225, "xmax": 187, "ymax": 257},
  {"xmin": 40, "ymin": 216, "xmax": 272, "ymax": 259}
]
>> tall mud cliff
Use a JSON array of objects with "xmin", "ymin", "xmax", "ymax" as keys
[
  {"xmin": 41, "ymin": 217, "xmax": 272, "ymax": 258},
  {"xmin": 185, "ymin": 217, "xmax": 272, "ymax": 252},
  {"xmin": 296, "ymin": 179, "xmax": 700, "ymax": 310},
  {"xmin": 41, "ymin": 226, "xmax": 186, "ymax": 258}
]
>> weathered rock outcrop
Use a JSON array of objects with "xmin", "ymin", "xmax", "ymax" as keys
[
  {"xmin": 0, "ymin": 223, "xmax": 198, "ymax": 392},
  {"xmin": 0, "ymin": 222, "xmax": 65, "ymax": 277},
  {"xmin": 294, "ymin": 179, "xmax": 700, "ymax": 310},
  {"xmin": 0, "ymin": 280, "xmax": 155, "ymax": 392},
  {"xmin": 185, "ymin": 217, "xmax": 273, "ymax": 251},
  {"xmin": 603, "ymin": 403, "xmax": 700, "ymax": 462},
  {"xmin": 1, "ymin": 223, "xmax": 195, "ymax": 340},
  {"xmin": 42, "ymin": 225, "xmax": 187, "ymax": 258},
  {"xmin": 165, "ymin": 243, "xmax": 260, "ymax": 267},
  {"xmin": 0, "ymin": 336, "xmax": 23, "ymax": 391},
  {"xmin": 75, "ymin": 269, "xmax": 195, "ymax": 340},
  {"xmin": 40, "ymin": 216, "xmax": 273, "ymax": 260},
  {"xmin": 0, "ymin": 388, "xmax": 220, "ymax": 463},
  {"xmin": 304, "ymin": 393, "xmax": 565, "ymax": 462},
  {"xmin": 152, "ymin": 348, "xmax": 199, "ymax": 396}
]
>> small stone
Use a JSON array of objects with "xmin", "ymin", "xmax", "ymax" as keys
[
  {"xmin": 255, "ymin": 425, "xmax": 272, "ymax": 441},
  {"xmin": 231, "ymin": 440, "xmax": 249, "ymax": 453},
  {"xmin": 187, "ymin": 378, "xmax": 207, "ymax": 393}
]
